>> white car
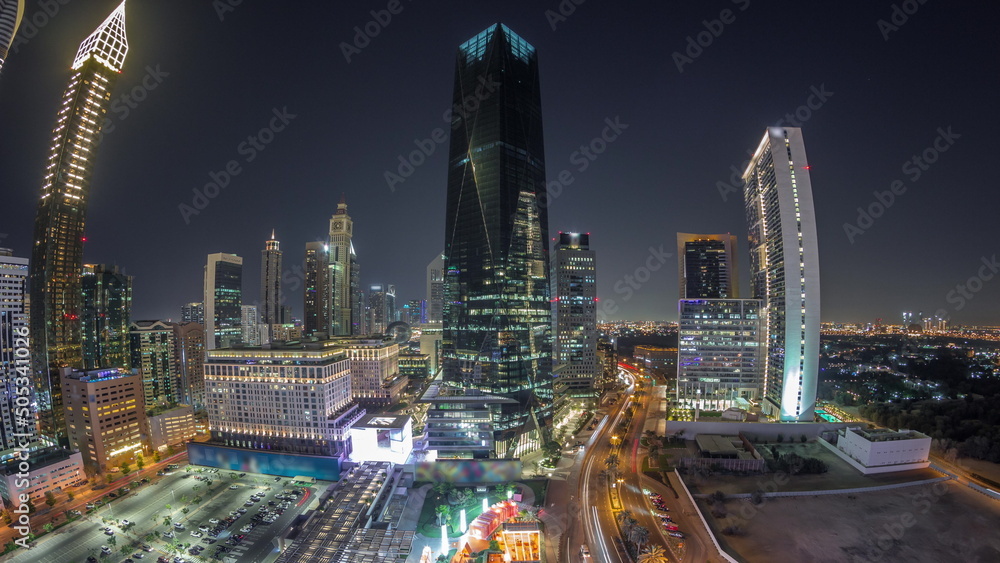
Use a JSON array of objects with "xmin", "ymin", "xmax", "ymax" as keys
[
  {"xmin": 190, "ymin": 531, "xmax": 203, "ymax": 538},
  {"xmin": 209, "ymin": 518, "xmax": 220, "ymax": 525}
]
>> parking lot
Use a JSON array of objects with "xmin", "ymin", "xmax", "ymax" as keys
[{"xmin": 4, "ymin": 466, "xmax": 322, "ymax": 563}]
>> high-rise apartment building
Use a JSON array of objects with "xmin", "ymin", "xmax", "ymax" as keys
[
  {"xmin": 129, "ymin": 320, "xmax": 178, "ymax": 407},
  {"xmin": 241, "ymin": 305, "xmax": 261, "ymax": 346},
  {"xmin": 677, "ymin": 233, "xmax": 738, "ymax": 299},
  {"xmin": 328, "ymin": 198, "xmax": 354, "ymax": 336},
  {"xmin": 367, "ymin": 284, "xmax": 391, "ymax": 335},
  {"xmin": 260, "ymin": 231, "xmax": 283, "ymax": 325},
  {"xmin": 742, "ymin": 127, "xmax": 820, "ymax": 422},
  {"xmin": 204, "ymin": 253, "xmax": 242, "ymax": 350},
  {"xmin": 677, "ymin": 299, "xmax": 763, "ymax": 409},
  {"xmin": 551, "ymin": 233, "xmax": 597, "ymax": 401},
  {"xmin": 0, "ymin": 0, "xmax": 24, "ymax": 76},
  {"xmin": 426, "ymin": 253, "xmax": 444, "ymax": 324},
  {"xmin": 350, "ymin": 251, "xmax": 363, "ymax": 335},
  {"xmin": 29, "ymin": 2, "xmax": 129, "ymax": 444},
  {"xmin": 172, "ymin": 322, "xmax": 205, "ymax": 410},
  {"xmin": 0, "ymin": 249, "xmax": 34, "ymax": 448},
  {"xmin": 181, "ymin": 302, "xmax": 204, "ymax": 325},
  {"xmin": 81, "ymin": 264, "xmax": 132, "ymax": 370},
  {"xmin": 62, "ymin": 367, "xmax": 147, "ymax": 472},
  {"xmin": 442, "ymin": 24, "xmax": 552, "ymax": 456}
]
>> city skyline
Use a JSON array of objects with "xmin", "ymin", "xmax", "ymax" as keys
[{"xmin": 0, "ymin": 1, "xmax": 997, "ymax": 328}]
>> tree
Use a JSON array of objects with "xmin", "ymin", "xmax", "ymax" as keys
[
  {"xmin": 637, "ymin": 545, "xmax": 670, "ymax": 563},
  {"xmin": 120, "ymin": 461, "xmax": 132, "ymax": 475},
  {"xmin": 136, "ymin": 453, "xmax": 145, "ymax": 470},
  {"xmin": 488, "ymin": 540, "xmax": 501, "ymax": 552},
  {"xmin": 710, "ymin": 490, "xmax": 726, "ymax": 503},
  {"xmin": 433, "ymin": 482, "xmax": 454, "ymax": 499},
  {"xmin": 800, "ymin": 434, "xmax": 807, "ymax": 443},
  {"xmin": 434, "ymin": 504, "xmax": 451, "ymax": 527},
  {"xmin": 67, "ymin": 491, "xmax": 75, "ymax": 501},
  {"xmin": 44, "ymin": 491, "xmax": 57, "ymax": 507},
  {"xmin": 750, "ymin": 490, "xmax": 764, "ymax": 505},
  {"xmin": 166, "ymin": 445, "xmax": 176, "ymax": 456},
  {"xmin": 163, "ymin": 516, "xmax": 171, "ymax": 527},
  {"xmin": 42, "ymin": 523, "xmax": 53, "ymax": 534},
  {"xmin": 153, "ymin": 450, "xmax": 162, "ymax": 463},
  {"xmin": 108, "ymin": 535, "xmax": 117, "ymax": 547},
  {"xmin": 106, "ymin": 474, "xmax": 115, "ymax": 484},
  {"xmin": 776, "ymin": 433, "xmax": 784, "ymax": 443}
]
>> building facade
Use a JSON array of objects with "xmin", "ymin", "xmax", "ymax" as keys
[
  {"xmin": 551, "ymin": 233, "xmax": 598, "ymax": 401},
  {"xmin": 80, "ymin": 264, "xmax": 132, "ymax": 371},
  {"xmin": 0, "ymin": 448, "xmax": 85, "ymax": 507},
  {"xmin": 241, "ymin": 305, "xmax": 262, "ymax": 346},
  {"xmin": 303, "ymin": 241, "xmax": 330, "ymax": 336},
  {"xmin": 181, "ymin": 302, "xmax": 204, "ymax": 325},
  {"xmin": 676, "ymin": 299, "xmax": 763, "ymax": 409},
  {"xmin": 340, "ymin": 337, "xmax": 402, "ymax": 406},
  {"xmin": 129, "ymin": 320, "xmax": 178, "ymax": 407},
  {"xmin": 677, "ymin": 233, "xmax": 739, "ymax": 299},
  {"xmin": 204, "ymin": 343, "xmax": 355, "ymax": 457},
  {"xmin": 426, "ymin": 252, "xmax": 444, "ymax": 324},
  {"xmin": 172, "ymin": 322, "xmax": 205, "ymax": 410},
  {"xmin": 260, "ymin": 231, "xmax": 283, "ymax": 325},
  {"xmin": 204, "ymin": 253, "xmax": 242, "ymax": 350},
  {"xmin": 742, "ymin": 127, "xmax": 821, "ymax": 422},
  {"xmin": 146, "ymin": 404, "xmax": 195, "ymax": 450},
  {"xmin": 0, "ymin": 249, "xmax": 34, "ymax": 449},
  {"xmin": 62, "ymin": 367, "xmax": 147, "ymax": 472},
  {"xmin": 328, "ymin": 198, "xmax": 354, "ymax": 336},
  {"xmin": 442, "ymin": 24, "xmax": 552, "ymax": 457},
  {"xmin": 29, "ymin": 1, "xmax": 129, "ymax": 445},
  {"xmin": 0, "ymin": 0, "xmax": 25, "ymax": 76},
  {"xmin": 419, "ymin": 383, "xmax": 518, "ymax": 460}
]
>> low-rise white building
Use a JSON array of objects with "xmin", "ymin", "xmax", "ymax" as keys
[
  {"xmin": 0, "ymin": 448, "xmax": 86, "ymax": 508},
  {"xmin": 830, "ymin": 426, "xmax": 931, "ymax": 474}
]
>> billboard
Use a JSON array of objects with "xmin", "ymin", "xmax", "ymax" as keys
[
  {"xmin": 187, "ymin": 443, "xmax": 340, "ymax": 481},
  {"xmin": 416, "ymin": 460, "xmax": 521, "ymax": 483}
]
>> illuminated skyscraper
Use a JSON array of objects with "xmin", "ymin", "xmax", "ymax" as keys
[
  {"xmin": 328, "ymin": 197, "xmax": 354, "ymax": 336},
  {"xmin": 0, "ymin": 0, "xmax": 24, "ymax": 75},
  {"xmin": 0, "ymin": 248, "xmax": 35, "ymax": 448},
  {"xmin": 260, "ymin": 230, "xmax": 283, "ymax": 325},
  {"xmin": 180, "ymin": 302, "xmax": 204, "ymax": 325},
  {"xmin": 29, "ymin": 1, "xmax": 128, "ymax": 443},
  {"xmin": 81, "ymin": 263, "xmax": 132, "ymax": 370},
  {"xmin": 677, "ymin": 233, "xmax": 738, "ymax": 299},
  {"xmin": 442, "ymin": 23, "xmax": 552, "ymax": 456},
  {"xmin": 551, "ymin": 233, "xmax": 597, "ymax": 400},
  {"xmin": 742, "ymin": 127, "xmax": 820, "ymax": 422},
  {"xmin": 426, "ymin": 252, "xmax": 444, "ymax": 324},
  {"xmin": 303, "ymin": 241, "xmax": 330, "ymax": 336},
  {"xmin": 129, "ymin": 320, "xmax": 178, "ymax": 406},
  {"xmin": 203, "ymin": 253, "xmax": 242, "ymax": 350}
]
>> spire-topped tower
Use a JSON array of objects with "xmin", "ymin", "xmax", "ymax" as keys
[
  {"xmin": 72, "ymin": 0, "xmax": 127, "ymax": 72},
  {"xmin": 30, "ymin": 0, "xmax": 131, "ymax": 445},
  {"xmin": 261, "ymin": 230, "xmax": 283, "ymax": 326},
  {"xmin": 328, "ymin": 200, "xmax": 354, "ymax": 335}
]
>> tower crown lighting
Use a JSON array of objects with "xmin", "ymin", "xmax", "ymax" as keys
[{"xmin": 73, "ymin": 1, "xmax": 128, "ymax": 72}]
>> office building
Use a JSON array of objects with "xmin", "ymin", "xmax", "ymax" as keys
[
  {"xmin": 677, "ymin": 233, "xmax": 739, "ymax": 299},
  {"xmin": 0, "ymin": 0, "xmax": 24, "ymax": 76},
  {"xmin": 426, "ymin": 252, "xmax": 444, "ymax": 324},
  {"xmin": 0, "ymin": 448, "xmax": 85, "ymax": 508},
  {"xmin": 328, "ymin": 197, "xmax": 354, "ymax": 336},
  {"xmin": 402, "ymin": 299, "xmax": 422, "ymax": 327},
  {"xmin": 676, "ymin": 299, "xmax": 763, "ymax": 409},
  {"xmin": 181, "ymin": 302, "xmax": 204, "ymax": 325},
  {"xmin": 633, "ymin": 345, "xmax": 678, "ymax": 374},
  {"xmin": 303, "ymin": 241, "xmax": 330, "ymax": 336},
  {"xmin": 204, "ymin": 253, "xmax": 242, "ymax": 350},
  {"xmin": 368, "ymin": 284, "xmax": 391, "ymax": 335},
  {"xmin": 146, "ymin": 403, "xmax": 195, "ymax": 450},
  {"xmin": 29, "ymin": 1, "xmax": 129, "ymax": 445},
  {"xmin": 350, "ymin": 249, "xmax": 363, "ymax": 335},
  {"xmin": 172, "ymin": 322, "xmax": 205, "ymax": 410},
  {"xmin": 0, "ymin": 249, "xmax": 34, "ymax": 448},
  {"xmin": 551, "ymin": 232, "xmax": 598, "ymax": 401},
  {"xmin": 742, "ymin": 127, "xmax": 820, "ymax": 422},
  {"xmin": 62, "ymin": 367, "xmax": 147, "ymax": 472},
  {"xmin": 442, "ymin": 24, "xmax": 552, "ymax": 457},
  {"xmin": 129, "ymin": 320, "xmax": 178, "ymax": 406},
  {"xmin": 260, "ymin": 230, "xmax": 283, "ymax": 325},
  {"xmin": 418, "ymin": 383, "xmax": 518, "ymax": 460},
  {"xmin": 81, "ymin": 264, "xmax": 132, "ymax": 371}
]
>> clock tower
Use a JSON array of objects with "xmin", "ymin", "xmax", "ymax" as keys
[{"xmin": 328, "ymin": 195, "xmax": 354, "ymax": 335}]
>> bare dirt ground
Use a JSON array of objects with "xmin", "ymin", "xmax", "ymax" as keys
[
  {"xmin": 701, "ymin": 480, "xmax": 1000, "ymax": 563},
  {"xmin": 688, "ymin": 441, "xmax": 941, "ymax": 495}
]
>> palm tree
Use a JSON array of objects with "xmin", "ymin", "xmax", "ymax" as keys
[
  {"xmin": 615, "ymin": 510, "xmax": 633, "ymax": 527},
  {"xmin": 605, "ymin": 454, "xmax": 619, "ymax": 469},
  {"xmin": 629, "ymin": 524, "xmax": 650, "ymax": 550},
  {"xmin": 638, "ymin": 545, "xmax": 670, "ymax": 563}
]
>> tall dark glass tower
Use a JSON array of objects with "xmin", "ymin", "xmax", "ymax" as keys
[
  {"xmin": 676, "ymin": 233, "xmax": 738, "ymax": 299},
  {"xmin": 442, "ymin": 23, "xmax": 552, "ymax": 457},
  {"xmin": 81, "ymin": 263, "xmax": 132, "ymax": 370},
  {"xmin": 29, "ymin": 2, "xmax": 128, "ymax": 444},
  {"xmin": 260, "ymin": 230, "xmax": 282, "ymax": 325}
]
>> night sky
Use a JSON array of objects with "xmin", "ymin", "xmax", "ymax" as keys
[{"xmin": 2, "ymin": 1, "xmax": 998, "ymax": 325}]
